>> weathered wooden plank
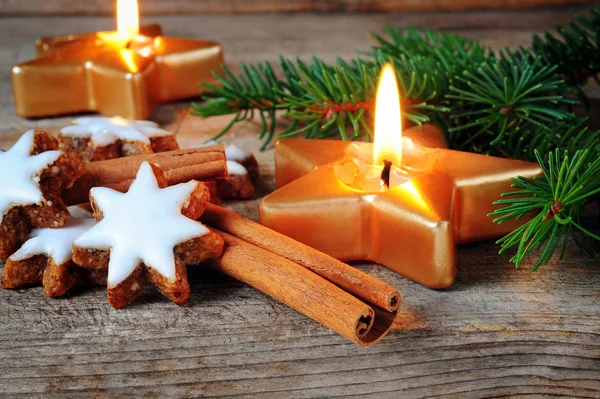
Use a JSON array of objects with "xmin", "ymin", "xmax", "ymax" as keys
[
  {"xmin": 0, "ymin": 0, "xmax": 597, "ymax": 15},
  {"xmin": 0, "ymin": 9, "xmax": 599, "ymax": 398}
]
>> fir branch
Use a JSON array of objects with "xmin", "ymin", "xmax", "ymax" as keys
[
  {"xmin": 445, "ymin": 55, "xmax": 578, "ymax": 157},
  {"xmin": 282, "ymin": 55, "xmax": 448, "ymax": 141},
  {"xmin": 489, "ymin": 149, "xmax": 600, "ymax": 270},
  {"xmin": 500, "ymin": 118, "xmax": 600, "ymax": 161},
  {"xmin": 371, "ymin": 26, "xmax": 492, "ymax": 76},
  {"xmin": 194, "ymin": 8, "xmax": 600, "ymax": 150},
  {"xmin": 529, "ymin": 6, "xmax": 600, "ymax": 87},
  {"xmin": 192, "ymin": 58, "xmax": 291, "ymax": 148},
  {"xmin": 194, "ymin": 55, "xmax": 449, "ymax": 147}
]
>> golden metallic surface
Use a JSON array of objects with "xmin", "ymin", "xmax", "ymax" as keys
[
  {"xmin": 12, "ymin": 24, "xmax": 223, "ymax": 120},
  {"xmin": 260, "ymin": 124, "xmax": 541, "ymax": 288},
  {"xmin": 35, "ymin": 24, "xmax": 164, "ymax": 56},
  {"xmin": 261, "ymin": 165, "xmax": 457, "ymax": 288},
  {"xmin": 418, "ymin": 148, "xmax": 542, "ymax": 243}
]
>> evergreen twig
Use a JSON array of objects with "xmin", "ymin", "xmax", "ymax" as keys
[
  {"xmin": 446, "ymin": 55, "xmax": 577, "ymax": 155},
  {"xmin": 489, "ymin": 149, "xmax": 600, "ymax": 270}
]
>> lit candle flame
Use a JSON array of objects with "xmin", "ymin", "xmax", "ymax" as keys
[
  {"xmin": 373, "ymin": 63, "xmax": 402, "ymax": 167},
  {"xmin": 117, "ymin": 0, "xmax": 139, "ymax": 42}
]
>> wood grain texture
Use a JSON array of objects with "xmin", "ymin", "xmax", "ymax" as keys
[
  {"xmin": 0, "ymin": 0, "xmax": 597, "ymax": 15},
  {"xmin": 0, "ymin": 8, "xmax": 599, "ymax": 398}
]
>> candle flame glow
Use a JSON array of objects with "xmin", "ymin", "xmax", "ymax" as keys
[
  {"xmin": 117, "ymin": 0, "xmax": 139, "ymax": 41},
  {"xmin": 119, "ymin": 49, "xmax": 138, "ymax": 73},
  {"xmin": 373, "ymin": 63, "xmax": 402, "ymax": 167}
]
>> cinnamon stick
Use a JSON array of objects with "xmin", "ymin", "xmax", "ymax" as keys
[
  {"xmin": 63, "ymin": 146, "xmax": 227, "ymax": 205},
  {"xmin": 207, "ymin": 230, "xmax": 397, "ymax": 346},
  {"xmin": 201, "ymin": 203, "xmax": 400, "ymax": 312}
]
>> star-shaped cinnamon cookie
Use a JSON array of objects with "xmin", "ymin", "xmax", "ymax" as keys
[
  {"xmin": 2, "ymin": 217, "xmax": 105, "ymax": 297},
  {"xmin": 201, "ymin": 140, "xmax": 259, "ymax": 199},
  {"xmin": 0, "ymin": 130, "xmax": 85, "ymax": 259},
  {"xmin": 72, "ymin": 161, "xmax": 224, "ymax": 308},
  {"xmin": 59, "ymin": 116, "xmax": 179, "ymax": 162}
]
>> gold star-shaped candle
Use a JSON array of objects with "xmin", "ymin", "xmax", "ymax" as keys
[
  {"xmin": 11, "ymin": 0, "xmax": 223, "ymax": 119},
  {"xmin": 259, "ymin": 64, "xmax": 541, "ymax": 289}
]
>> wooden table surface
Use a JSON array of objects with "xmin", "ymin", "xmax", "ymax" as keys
[{"xmin": 0, "ymin": 8, "xmax": 599, "ymax": 399}]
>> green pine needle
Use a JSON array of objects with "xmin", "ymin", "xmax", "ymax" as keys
[
  {"xmin": 194, "ymin": 55, "xmax": 449, "ymax": 147},
  {"xmin": 371, "ymin": 26, "xmax": 492, "ymax": 75},
  {"xmin": 489, "ymin": 149, "xmax": 600, "ymax": 270},
  {"xmin": 446, "ymin": 55, "xmax": 578, "ymax": 157},
  {"xmin": 531, "ymin": 6, "xmax": 600, "ymax": 87}
]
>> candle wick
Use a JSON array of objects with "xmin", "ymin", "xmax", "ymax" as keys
[
  {"xmin": 381, "ymin": 160, "xmax": 392, "ymax": 189},
  {"xmin": 125, "ymin": 40, "xmax": 132, "ymax": 49}
]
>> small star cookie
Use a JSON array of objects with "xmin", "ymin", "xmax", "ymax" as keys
[
  {"xmin": 0, "ymin": 130, "xmax": 85, "ymax": 259},
  {"xmin": 202, "ymin": 141, "xmax": 259, "ymax": 199},
  {"xmin": 59, "ymin": 116, "xmax": 179, "ymax": 162},
  {"xmin": 219, "ymin": 160, "xmax": 256, "ymax": 199},
  {"xmin": 2, "ymin": 217, "xmax": 106, "ymax": 297},
  {"xmin": 72, "ymin": 161, "xmax": 224, "ymax": 308},
  {"xmin": 204, "ymin": 140, "xmax": 259, "ymax": 181}
]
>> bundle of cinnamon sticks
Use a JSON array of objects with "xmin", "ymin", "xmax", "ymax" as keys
[{"xmin": 63, "ymin": 145, "xmax": 400, "ymax": 346}]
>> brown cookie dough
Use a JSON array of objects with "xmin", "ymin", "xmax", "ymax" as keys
[
  {"xmin": 0, "ymin": 130, "xmax": 85, "ymax": 260},
  {"xmin": 1, "ymin": 217, "xmax": 105, "ymax": 297},
  {"xmin": 59, "ymin": 116, "xmax": 179, "ymax": 162}
]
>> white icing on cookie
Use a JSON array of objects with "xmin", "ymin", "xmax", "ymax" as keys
[
  {"xmin": 73, "ymin": 162, "xmax": 208, "ymax": 287},
  {"xmin": 203, "ymin": 140, "xmax": 251, "ymax": 163},
  {"xmin": 0, "ymin": 130, "xmax": 61, "ymax": 224},
  {"xmin": 203, "ymin": 140, "xmax": 251, "ymax": 176},
  {"xmin": 225, "ymin": 145, "xmax": 251, "ymax": 163},
  {"xmin": 226, "ymin": 161, "xmax": 248, "ymax": 176},
  {"xmin": 10, "ymin": 217, "xmax": 96, "ymax": 265},
  {"xmin": 60, "ymin": 116, "xmax": 172, "ymax": 146}
]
